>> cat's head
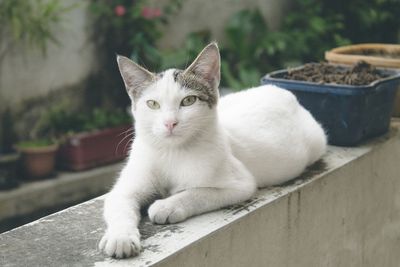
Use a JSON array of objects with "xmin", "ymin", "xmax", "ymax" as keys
[{"xmin": 117, "ymin": 43, "xmax": 220, "ymax": 146}]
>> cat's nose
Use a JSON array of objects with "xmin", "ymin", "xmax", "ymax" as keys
[{"xmin": 164, "ymin": 120, "xmax": 178, "ymax": 131}]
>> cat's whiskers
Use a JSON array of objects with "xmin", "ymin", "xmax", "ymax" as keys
[
  {"xmin": 115, "ymin": 131, "xmax": 135, "ymax": 155},
  {"xmin": 122, "ymin": 138, "xmax": 134, "ymax": 154},
  {"xmin": 117, "ymin": 127, "xmax": 134, "ymax": 137}
]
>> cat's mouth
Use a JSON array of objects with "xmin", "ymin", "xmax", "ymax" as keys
[
  {"xmin": 160, "ymin": 129, "xmax": 178, "ymax": 138},
  {"xmin": 164, "ymin": 132, "xmax": 179, "ymax": 138}
]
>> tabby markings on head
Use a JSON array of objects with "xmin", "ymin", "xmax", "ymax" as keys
[{"xmin": 172, "ymin": 69, "xmax": 217, "ymax": 108}]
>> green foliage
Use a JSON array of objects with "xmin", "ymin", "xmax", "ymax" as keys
[
  {"xmin": 221, "ymin": 10, "xmax": 272, "ymax": 89},
  {"xmin": 278, "ymin": 0, "xmax": 350, "ymax": 63},
  {"xmin": 90, "ymin": 0, "xmax": 182, "ymax": 70},
  {"xmin": 0, "ymin": 0, "xmax": 77, "ymax": 54},
  {"xmin": 80, "ymin": 108, "xmax": 132, "ymax": 132},
  {"xmin": 160, "ymin": 31, "xmax": 211, "ymax": 69},
  {"xmin": 158, "ymin": 10, "xmax": 274, "ymax": 90},
  {"xmin": 276, "ymin": 0, "xmax": 400, "ymax": 63},
  {"xmin": 218, "ymin": 8, "xmax": 352, "ymax": 89},
  {"xmin": 16, "ymin": 139, "xmax": 56, "ymax": 149},
  {"xmin": 88, "ymin": 0, "xmax": 182, "ymax": 109},
  {"xmin": 181, "ymin": 0, "xmax": 400, "ymax": 90},
  {"xmin": 322, "ymin": 0, "xmax": 400, "ymax": 43},
  {"xmin": 39, "ymin": 107, "xmax": 132, "ymax": 138},
  {"xmin": 259, "ymin": 0, "xmax": 400, "ymax": 68}
]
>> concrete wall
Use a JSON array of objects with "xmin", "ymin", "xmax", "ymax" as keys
[
  {"xmin": 0, "ymin": 0, "xmax": 98, "ymax": 109},
  {"xmin": 160, "ymin": 139, "xmax": 400, "ymax": 267},
  {"xmin": 1, "ymin": 121, "xmax": 399, "ymax": 266}
]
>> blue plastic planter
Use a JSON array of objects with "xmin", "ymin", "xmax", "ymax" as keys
[{"xmin": 261, "ymin": 65, "xmax": 400, "ymax": 146}]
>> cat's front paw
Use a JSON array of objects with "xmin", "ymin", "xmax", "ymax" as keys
[
  {"xmin": 148, "ymin": 199, "xmax": 188, "ymax": 224},
  {"xmin": 98, "ymin": 228, "xmax": 141, "ymax": 258}
]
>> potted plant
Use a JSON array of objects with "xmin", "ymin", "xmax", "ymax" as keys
[
  {"xmin": 47, "ymin": 108, "xmax": 133, "ymax": 171},
  {"xmin": 15, "ymin": 139, "xmax": 58, "ymax": 179},
  {"xmin": 261, "ymin": 61, "xmax": 400, "ymax": 146},
  {"xmin": 325, "ymin": 44, "xmax": 400, "ymax": 116}
]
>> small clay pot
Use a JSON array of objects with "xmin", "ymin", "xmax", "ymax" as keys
[{"xmin": 17, "ymin": 144, "xmax": 59, "ymax": 179}]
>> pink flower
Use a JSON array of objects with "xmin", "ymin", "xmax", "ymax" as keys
[
  {"xmin": 114, "ymin": 5, "xmax": 126, "ymax": 16},
  {"xmin": 152, "ymin": 8, "xmax": 162, "ymax": 18},
  {"xmin": 141, "ymin": 7, "xmax": 162, "ymax": 19}
]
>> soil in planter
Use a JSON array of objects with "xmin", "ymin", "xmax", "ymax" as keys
[{"xmin": 283, "ymin": 61, "xmax": 389, "ymax": 86}]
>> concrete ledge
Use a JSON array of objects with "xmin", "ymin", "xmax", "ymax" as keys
[
  {"xmin": 1, "ymin": 121, "xmax": 400, "ymax": 267},
  {"xmin": 0, "ymin": 163, "xmax": 122, "ymax": 232}
]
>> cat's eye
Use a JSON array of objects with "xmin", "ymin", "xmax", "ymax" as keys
[
  {"xmin": 181, "ymin": 95, "xmax": 197, "ymax": 107},
  {"xmin": 146, "ymin": 100, "xmax": 160, "ymax": 109}
]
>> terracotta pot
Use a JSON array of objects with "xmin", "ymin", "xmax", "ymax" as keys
[
  {"xmin": 58, "ymin": 124, "xmax": 133, "ymax": 171},
  {"xmin": 325, "ymin": 43, "xmax": 400, "ymax": 116},
  {"xmin": 18, "ymin": 144, "xmax": 58, "ymax": 179}
]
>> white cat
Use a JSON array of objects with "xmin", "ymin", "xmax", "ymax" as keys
[{"xmin": 99, "ymin": 43, "xmax": 327, "ymax": 258}]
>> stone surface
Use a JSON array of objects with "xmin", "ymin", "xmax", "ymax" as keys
[
  {"xmin": 0, "ymin": 162, "xmax": 122, "ymax": 232},
  {"xmin": 0, "ymin": 121, "xmax": 399, "ymax": 267}
]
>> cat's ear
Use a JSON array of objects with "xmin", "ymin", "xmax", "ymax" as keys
[
  {"xmin": 116, "ymin": 55, "xmax": 155, "ymax": 99},
  {"xmin": 184, "ymin": 42, "xmax": 221, "ymax": 88}
]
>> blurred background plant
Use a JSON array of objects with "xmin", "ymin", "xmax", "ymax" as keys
[
  {"xmin": 159, "ymin": 0, "xmax": 400, "ymax": 90},
  {"xmin": 0, "ymin": 0, "xmax": 78, "ymax": 153},
  {"xmin": 0, "ymin": 0, "xmax": 77, "ymax": 60},
  {"xmin": 88, "ymin": 0, "xmax": 182, "ymax": 108},
  {"xmin": 33, "ymin": 106, "xmax": 132, "ymax": 142},
  {"xmin": 1, "ymin": 0, "xmax": 400, "ymax": 148}
]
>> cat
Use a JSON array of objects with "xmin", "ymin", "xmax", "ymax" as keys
[{"xmin": 98, "ymin": 42, "xmax": 327, "ymax": 258}]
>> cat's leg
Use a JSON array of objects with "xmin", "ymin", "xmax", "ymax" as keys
[
  {"xmin": 148, "ymin": 178, "xmax": 256, "ymax": 224},
  {"xmin": 99, "ymin": 164, "xmax": 156, "ymax": 258},
  {"xmin": 149, "ymin": 156, "xmax": 257, "ymax": 224}
]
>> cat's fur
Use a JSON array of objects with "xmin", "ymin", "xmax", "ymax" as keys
[{"xmin": 99, "ymin": 43, "xmax": 327, "ymax": 258}]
